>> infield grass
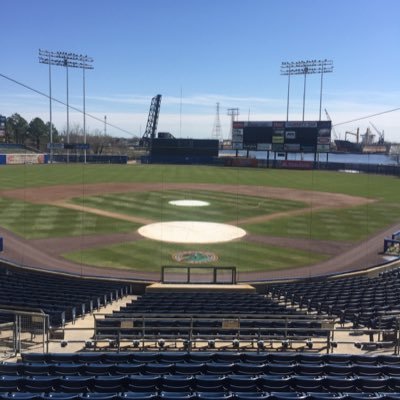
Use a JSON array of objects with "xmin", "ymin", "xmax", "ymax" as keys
[{"xmin": 69, "ymin": 190, "xmax": 306, "ymax": 223}]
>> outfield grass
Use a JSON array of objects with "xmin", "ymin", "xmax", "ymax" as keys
[
  {"xmin": 1, "ymin": 164, "xmax": 400, "ymax": 203},
  {"xmin": 63, "ymin": 239, "xmax": 328, "ymax": 273},
  {"xmin": 0, "ymin": 197, "xmax": 138, "ymax": 239}
]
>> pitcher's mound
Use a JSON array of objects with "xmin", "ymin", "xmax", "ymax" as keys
[{"xmin": 138, "ymin": 221, "xmax": 246, "ymax": 244}]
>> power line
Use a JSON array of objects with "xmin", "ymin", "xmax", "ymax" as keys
[
  {"xmin": 0, "ymin": 72, "xmax": 136, "ymax": 137},
  {"xmin": 333, "ymin": 107, "xmax": 400, "ymax": 127}
]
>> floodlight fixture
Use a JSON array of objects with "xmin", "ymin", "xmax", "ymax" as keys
[
  {"xmin": 158, "ymin": 338, "xmax": 166, "ymax": 348},
  {"xmin": 60, "ymin": 340, "xmax": 68, "ymax": 348},
  {"xmin": 132, "ymin": 340, "xmax": 141, "ymax": 348},
  {"xmin": 281, "ymin": 59, "xmax": 333, "ymax": 121},
  {"xmin": 232, "ymin": 339, "xmax": 240, "ymax": 349}
]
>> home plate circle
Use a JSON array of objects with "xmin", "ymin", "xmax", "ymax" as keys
[
  {"xmin": 138, "ymin": 221, "xmax": 246, "ymax": 243},
  {"xmin": 169, "ymin": 200, "xmax": 209, "ymax": 207}
]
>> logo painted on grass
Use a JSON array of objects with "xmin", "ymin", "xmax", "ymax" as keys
[{"xmin": 173, "ymin": 251, "xmax": 218, "ymax": 264}]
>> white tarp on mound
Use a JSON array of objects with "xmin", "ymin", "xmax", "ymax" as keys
[{"xmin": 138, "ymin": 221, "xmax": 246, "ymax": 244}]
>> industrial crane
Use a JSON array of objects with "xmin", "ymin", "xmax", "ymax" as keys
[
  {"xmin": 139, "ymin": 94, "xmax": 162, "ymax": 148},
  {"xmin": 324, "ymin": 109, "xmax": 338, "ymax": 139},
  {"xmin": 369, "ymin": 121, "xmax": 385, "ymax": 144},
  {"xmin": 345, "ymin": 128, "xmax": 360, "ymax": 143}
]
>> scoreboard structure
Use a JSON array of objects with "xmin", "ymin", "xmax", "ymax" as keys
[{"xmin": 232, "ymin": 120, "xmax": 331, "ymax": 153}]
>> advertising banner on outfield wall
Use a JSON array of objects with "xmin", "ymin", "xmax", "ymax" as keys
[{"xmin": 6, "ymin": 154, "xmax": 46, "ymax": 165}]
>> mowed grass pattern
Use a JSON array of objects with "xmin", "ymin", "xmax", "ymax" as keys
[
  {"xmin": 1, "ymin": 164, "xmax": 400, "ymax": 274},
  {"xmin": 0, "ymin": 197, "xmax": 138, "ymax": 239},
  {"xmin": 63, "ymin": 239, "xmax": 327, "ymax": 272},
  {"xmin": 70, "ymin": 190, "xmax": 306, "ymax": 222},
  {"xmin": 245, "ymin": 202, "xmax": 400, "ymax": 241}
]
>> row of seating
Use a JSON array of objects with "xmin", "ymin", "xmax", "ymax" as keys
[
  {"xmin": 3, "ymin": 374, "xmax": 400, "ymax": 393},
  {"xmin": 0, "ymin": 265, "xmax": 131, "ymax": 326},
  {"xmin": 6, "ymin": 362, "xmax": 400, "ymax": 377},
  {"xmin": 19, "ymin": 352, "xmax": 400, "ymax": 366},
  {"xmin": 2, "ymin": 390, "xmax": 400, "ymax": 400},
  {"xmin": 21, "ymin": 350, "xmax": 400, "ymax": 366},
  {"xmin": 266, "ymin": 267, "xmax": 400, "ymax": 328}
]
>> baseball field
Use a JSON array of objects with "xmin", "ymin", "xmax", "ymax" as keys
[{"xmin": 0, "ymin": 163, "xmax": 399, "ymax": 281}]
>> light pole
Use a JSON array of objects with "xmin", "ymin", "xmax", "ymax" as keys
[
  {"xmin": 38, "ymin": 49, "xmax": 54, "ymax": 163},
  {"xmin": 39, "ymin": 50, "xmax": 94, "ymax": 163},
  {"xmin": 318, "ymin": 59, "xmax": 333, "ymax": 120},
  {"xmin": 281, "ymin": 59, "xmax": 333, "ymax": 121}
]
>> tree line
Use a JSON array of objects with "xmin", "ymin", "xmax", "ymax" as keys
[{"xmin": 2, "ymin": 113, "xmax": 138, "ymax": 155}]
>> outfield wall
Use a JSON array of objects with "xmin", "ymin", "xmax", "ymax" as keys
[
  {"xmin": 52, "ymin": 155, "xmax": 128, "ymax": 164},
  {"xmin": 0, "ymin": 153, "xmax": 48, "ymax": 165}
]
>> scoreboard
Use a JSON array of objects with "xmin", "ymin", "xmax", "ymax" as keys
[{"xmin": 232, "ymin": 120, "xmax": 331, "ymax": 153}]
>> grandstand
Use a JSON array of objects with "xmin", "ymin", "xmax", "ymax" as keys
[{"xmin": 1, "ymin": 261, "xmax": 400, "ymax": 399}]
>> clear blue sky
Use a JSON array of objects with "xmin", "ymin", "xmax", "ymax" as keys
[{"xmin": 1, "ymin": 0, "xmax": 400, "ymax": 141}]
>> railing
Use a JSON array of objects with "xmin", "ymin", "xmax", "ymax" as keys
[
  {"xmin": 161, "ymin": 266, "xmax": 237, "ymax": 284},
  {"xmin": 0, "ymin": 308, "xmax": 49, "ymax": 359}
]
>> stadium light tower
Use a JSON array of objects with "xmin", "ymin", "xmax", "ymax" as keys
[
  {"xmin": 281, "ymin": 59, "xmax": 333, "ymax": 121},
  {"xmin": 39, "ymin": 50, "xmax": 94, "ymax": 163}
]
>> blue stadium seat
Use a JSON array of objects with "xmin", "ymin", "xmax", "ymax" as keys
[
  {"xmin": 121, "ymin": 392, "xmax": 158, "ymax": 400},
  {"xmin": 194, "ymin": 375, "xmax": 227, "ymax": 392},
  {"xmin": 58, "ymin": 376, "xmax": 95, "ymax": 393},
  {"xmin": 93, "ymin": 376, "xmax": 127, "ymax": 392},
  {"xmin": 130, "ymin": 353, "xmax": 159, "ymax": 363},
  {"xmin": 235, "ymin": 362, "xmax": 266, "ymax": 375},
  {"xmin": 85, "ymin": 363, "xmax": 115, "ymax": 376},
  {"xmin": 161, "ymin": 375, "xmax": 194, "ymax": 392},
  {"xmin": 175, "ymin": 363, "xmax": 205, "ymax": 375},
  {"xmin": 143, "ymin": 363, "xmax": 174, "ymax": 375},
  {"xmin": 53, "ymin": 363, "xmax": 84, "ymax": 376},
  {"xmin": 227, "ymin": 375, "xmax": 259, "ymax": 392},
  {"xmin": 83, "ymin": 394, "xmax": 119, "ymax": 400},
  {"xmin": 258, "ymin": 376, "xmax": 291, "ymax": 392},
  {"xmin": 126, "ymin": 375, "xmax": 161, "ymax": 392},
  {"xmin": 20, "ymin": 376, "xmax": 59, "ymax": 392},
  {"xmin": 0, "ymin": 363, "xmax": 20, "ymax": 375},
  {"xmin": 5, "ymin": 393, "xmax": 43, "ymax": 400},
  {"xmin": 291, "ymin": 375, "xmax": 324, "ymax": 392},
  {"xmin": 114, "ymin": 363, "xmax": 144, "ymax": 375},
  {"xmin": 0, "ymin": 376, "xmax": 22, "ymax": 392},
  {"xmin": 233, "ymin": 393, "xmax": 271, "ymax": 400},
  {"xmin": 197, "ymin": 392, "xmax": 235, "ymax": 400},
  {"xmin": 205, "ymin": 363, "xmax": 235, "ymax": 375},
  {"xmin": 42, "ymin": 393, "xmax": 81, "ymax": 400},
  {"xmin": 159, "ymin": 392, "xmax": 196, "ymax": 400}
]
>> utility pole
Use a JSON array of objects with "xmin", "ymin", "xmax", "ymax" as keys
[{"xmin": 211, "ymin": 102, "xmax": 223, "ymax": 143}]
